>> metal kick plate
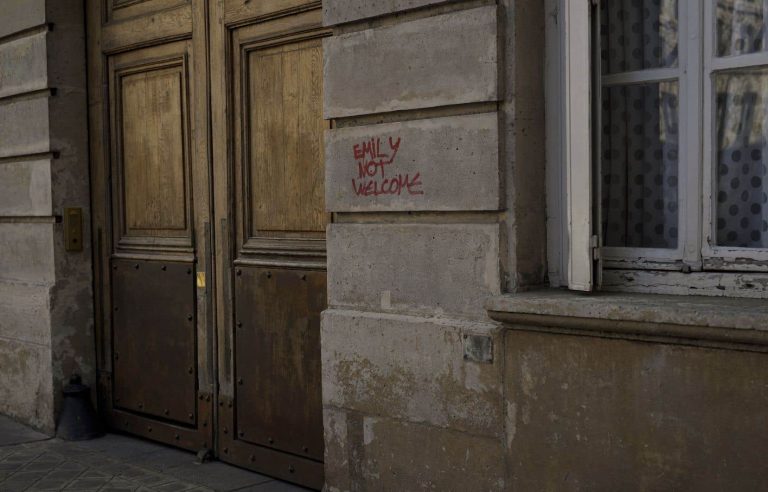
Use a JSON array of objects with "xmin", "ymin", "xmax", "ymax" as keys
[
  {"xmin": 112, "ymin": 259, "xmax": 198, "ymax": 426},
  {"xmin": 233, "ymin": 267, "xmax": 326, "ymax": 462}
]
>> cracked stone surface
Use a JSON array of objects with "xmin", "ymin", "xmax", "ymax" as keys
[{"xmin": 0, "ymin": 416, "xmax": 309, "ymax": 492}]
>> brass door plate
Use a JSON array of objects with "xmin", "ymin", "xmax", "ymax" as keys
[{"xmin": 64, "ymin": 207, "xmax": 83, "ymax": 252}]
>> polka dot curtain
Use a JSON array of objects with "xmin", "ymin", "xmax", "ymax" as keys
[
  {"xmin": 715, "ymin": 1, "xmax": 768, "ymax": 248},
  {"xmin": 600, "ymin": 0, "xmax": 680, "ymax": 249}
]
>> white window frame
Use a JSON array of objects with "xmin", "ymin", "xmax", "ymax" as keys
[
  {"xmin": 546, "ymin": 0, "xmax": 595, "ymax": 291},
  {"xmin": 546, "ymin": 0, "xmax": 768, "ymax": 295},
  {"xmin": 599, "ymin": 1, "xmax": 703, "ymax": 273},
  {"xmin": 702, "ymin": 0, "xmax": 768, "ymax": 270}
]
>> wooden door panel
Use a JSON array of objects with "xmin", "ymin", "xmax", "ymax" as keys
[
  {"xmin": 223, "ymin": 0, "xmax": 320, "ymax": 25},
  {"xmin": 101, "ymin": 5, "xmax": 193, "ymax": 54},
  {"xmin": 120, "ymin": 64, "xmax": 188, "ymax": 236},
  {"xmin": 248, "ymin": 39, "xmax": 326, "ymax": 234},
  {"xmin": 234, "ymin": 268, "xmax": 325, "ymax": 461},
  {"xmin": 108, "ymin": 0, "xmax": 188, "ymax": 23},
  {"xmin": 110, "ymin": 41, "xmax": 193, "ymax": 251}
]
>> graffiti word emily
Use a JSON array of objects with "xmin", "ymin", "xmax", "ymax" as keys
[{"xmin": 351, "ymin": 137, "xmax": 424, "ymax": 197}]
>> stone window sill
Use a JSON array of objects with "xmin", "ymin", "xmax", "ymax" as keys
[{"xmin": 486, "ymin": 290, "xmax": 768, "ymax": 352}]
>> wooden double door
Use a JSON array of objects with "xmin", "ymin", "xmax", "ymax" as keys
[{"xmin": 87, "ymin": 1, "xmax": 328, "ymax": 488}]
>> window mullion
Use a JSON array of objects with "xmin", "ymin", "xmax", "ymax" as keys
[{"xmin": 682, "ymin": 0, "xmax": 704, "ymax": 270}]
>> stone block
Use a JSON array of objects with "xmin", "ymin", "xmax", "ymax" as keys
[
  {"xmin": 0, "ymin": 223, "xmax": 55, "ymax": 284},
  {"xmin": 0, "ymin": 280, "xmax": 51, "ymax": 346},
  {"xmin": 323, "ymin": 410, "xmax": 506, "ymax": 491},
  {"xmin": 0, "ymin": 159, "xmax": 52, "ymax": 216},
  {"xmin": 0, "ymin": 337, "xmax": 54, "ymax": 433},
  {"xmin": 0, "ymin": 30, "xmax": 47, "ymax": 99},
  {"xmin": 0, "ymin": 0, "xmax": 46, "ymax": 40},
  {"xmin": 325, "ymin": 113, "xmax": 500, "ymax": 212},
  {"xmin": 322, "ymin": 407, "xmax": 351, "ymax": 492},
  {"xmin": 322, "ymin": 309, "xmax": 503, "ymax": 437},
  {"xmin": 324, "ymin": 0, "xmax": 452, "ymax": 25},
  {"xmin": 324, "ymin": 6, "xmax": 498, "ymax": 118},
  {"xmin": 327, "ymin": 223, "xmax": 501, "ymax": 317},
  {"xmin": 505, "ymin": 330, "xmax": 768, "ymax": 491},
  {"xmin": 0, "ymin": 96, "xmax": 51, "ymax": 159}
]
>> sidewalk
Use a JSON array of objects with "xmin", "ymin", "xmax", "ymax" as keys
[{"xmin": 0, "ymin": 415, "xmax": 309, "ymax": 492}]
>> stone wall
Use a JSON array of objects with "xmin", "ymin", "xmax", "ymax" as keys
[
  {"xmin": 321, "ymin": 1, "xmax": 545, "ymax": 489},
  {"xmin": 0, "ymin": 0, "xmax": 94, "ymax": 433},
  {"xmin": 502, "ymin": 329, "xmax": 768, "ymax": 491}
]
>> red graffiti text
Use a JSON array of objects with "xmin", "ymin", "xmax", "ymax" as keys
[{"xmin": 351, "ymin": 137, "xmax": 424, "ymax": 197}]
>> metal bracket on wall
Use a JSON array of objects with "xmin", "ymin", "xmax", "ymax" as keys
[{"xmin": 64, "ymin": 207, "xmax": 83, "ymax": 252}]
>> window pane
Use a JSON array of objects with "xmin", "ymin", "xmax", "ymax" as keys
[
  {"xmin": 601, "ymin": 82, "xmax": 680, "ymax": 248},
  {"xmin": 600, "ymin": 0, "xmax": 679, "ymax": 75},
  {"xmin": 714, "ymin": 69, "xmax": 768, "ymax": 248},
  {"xmin": 716, "ymin": 0, "xmax": 768, "ymax": 57}
]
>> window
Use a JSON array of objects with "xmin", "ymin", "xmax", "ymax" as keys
[{"xmin": 548, "ymin": 0, "xmax": 768, "ymax": 294}]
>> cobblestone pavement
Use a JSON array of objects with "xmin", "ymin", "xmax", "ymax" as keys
[{"xmin": 0, "ymin": 416, "xmax": 308, "ymax": 492}]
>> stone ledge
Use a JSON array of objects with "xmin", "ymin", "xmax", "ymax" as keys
[{"xmin": 486, "ymin": 290, "xmax": 768, "ymax": 350}]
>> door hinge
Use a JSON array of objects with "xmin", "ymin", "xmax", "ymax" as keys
[{"xmin": 591, "ymin": 234, "xmax": 601, "ymax": 261}]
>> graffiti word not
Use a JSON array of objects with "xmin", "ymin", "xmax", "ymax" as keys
[{"xmin": 351, "ymin": 137, "xmax": 424, "ymax": 197}]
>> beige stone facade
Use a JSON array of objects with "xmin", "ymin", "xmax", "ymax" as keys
[
  {"xmin": 1, "ymin": 0, "xmax": 768, "ymax": 490},
  {"xmin": 0, "ymin": 0, "xmax": 93, "ymax": 434}
]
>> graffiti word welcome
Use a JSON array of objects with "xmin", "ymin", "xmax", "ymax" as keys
[{"xmin": 351, "ymin": 137, "xmax": 424, "ymax": 197}]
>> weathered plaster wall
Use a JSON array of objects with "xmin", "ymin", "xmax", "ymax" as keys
[
  {"xmin": 0, "ymin": 0, "xmax": 94, "ymax": 433},
  {"xmin": 504, "ymin": 329, "xmax": 768, "ymax": 491},
  {"xmin": 322, "ymin": 0, "xmax": 545, "ymax": 489}
]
